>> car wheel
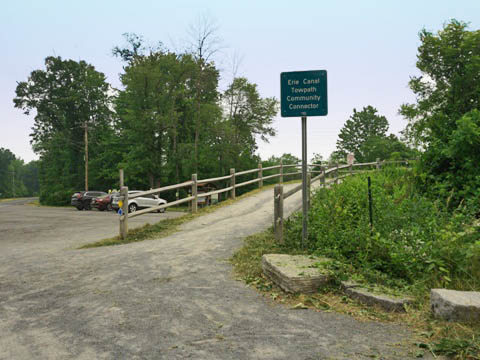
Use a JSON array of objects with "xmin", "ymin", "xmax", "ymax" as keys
[
  {"xmin": 84, "ymin": 202, "xmax": 91, "ymax": 210},
  {"xmin": 158, "ymin": 207, "xmax": 166, "ymax": 213},
  {"xmin": 128, "ymin": 203, "xmax": 137, "ymax": 213},
  {"xmin": 76, "ymin": 205, "xmax": 84, "ymax": 211}
]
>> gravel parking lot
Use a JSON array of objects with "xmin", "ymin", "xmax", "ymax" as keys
[
  {"xmin": 0, "ymin": 194, "xmax": 432, "ymax": 359},
  {"xmin": 0, "ymin": 198, "xmax": 183, "ymax": 253}
]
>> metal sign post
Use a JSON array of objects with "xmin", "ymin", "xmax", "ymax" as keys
[
  {"xmin": 280, "ymin": 70, "xmax": 328, "ymax": 246},
  {"xmin": 301, "ymin": 116, "xmax": 308, "ymax": 245}
]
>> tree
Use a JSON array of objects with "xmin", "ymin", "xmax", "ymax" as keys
[
  {"xmin": 21, "ymin": 160, "xmax": 40, "ymax": 196},
  {"xmin": 185, "ymin": 15, "xmax": 224, "ymax": 173},
  {"xmin": 116, "ymin": 51, "xmax": 186, "ymax": 188},
  {"xmin": 112, "ymin": 33, "xmax": 147, "ymax": 63},
  {"xmin": 0, "ymin": 149, "xmax": 38, "ymax": 198},
  {"xmin": 399, "ymin": 20, "xmax": 480, "ymax": 204},
  {"xmin": 186, "ymin": 13, "xmax": 223, "ymax": 63},
  {"xmin": 14, "ymin": 56, "xmax": 113, "ymax": 204},
  {"xmin": 310, "ymin": 153, "xmax": 324, "ymax": 173},
  {"xmin": 336, "ymin": 106, "xmax": 389, "ymax": 162},
  {"xmin": 115, "ymin": 49, "xmax": 222, "ymax": 189},
  {"xmin": 0, "ymin": 148, "xmax": 16, "ymax": 198},
  {"xmin": 328, "ymin": 150, "xmax": 346, "ymax": 165},
  {"xmin": 400, "ymin": 20, "xmax": 480, "ymax": 146},
  {"xmin": 222, "ymin": 77, "xmax": 278, "ymax": 169},
  {"xmin": 260, "ymin": 153, "xmax": 300, "ymax": 186},
  {"xmin": 359, "ymin": 134, "xmax": 418, "ymax": 162}
]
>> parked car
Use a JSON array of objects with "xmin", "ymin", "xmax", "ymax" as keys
[
  {"xmin": 91, "ymin": 192, "xmax": 118, "ymax": 211},
  {"xmin": 111, "ymin": 191, "xmax": 167, "ymax": 213},
  {"xmin": 71, "ymin": 191, "xmax": 107, "ymax": 210}
]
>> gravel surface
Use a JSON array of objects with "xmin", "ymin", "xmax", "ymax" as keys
[{"xmin": 0, "ymin": 192, "xmax": 431, "ymax": 359}]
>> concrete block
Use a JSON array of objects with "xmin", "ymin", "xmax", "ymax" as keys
[
  {"xmin": 262, "ymin": 254, "xmax": 331, "ymax": 294},
  {"xmin": 431, "ymin": 289, "xmax": 480, "ymax": 322},
  {"xmin": 344, "ymin": 286, "xmax": 413, "ymax": 312}
]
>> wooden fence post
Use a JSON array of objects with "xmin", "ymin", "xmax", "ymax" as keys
[
  {"xmin": 349, "ymin": 164, "xmax": 353, "ymax": 176},
  {"xmin": 279, "ymin": 159, "xmax": 283, "ymax": 184},
  {"xmin": 230, "ymin": 168, "xmax": 236, "ymax": 200},
  {"xmin": 191, "ymin": 173, "xmax": 198, "ymax": 213},
  {"xmin": 335, "ymin": 162, "xmax": 339, "ymax": 184},
  {"xmin": 321, "ymin": 167, "xmax": 326, "ymax": 187},
  {"xmin": 274, "ymin": 184, "xmax": 284, "ymax": 243},
  {"xmin": 258, "ymin": 162, "xmax": 263, "ymax": 188},
  {"xmin": 376, "ymin": 158, "xmax": 380, "ymax": 170},
  {"xmin": 119, "ymin": 169, "xmax": 124, "ymax": 188},
  {"xmin": 119, "ymin": 186, "xmax": 128, "ymax": 239}
]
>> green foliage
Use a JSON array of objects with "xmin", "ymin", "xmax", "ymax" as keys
[
  {"xmin": 327, "ymin": 150, "xmax": 347, "ymax": 165},
  {"xmin": 230, "ymin": 229, "xmax": 282, "ymax": 282},
  {"xmin": 417, "ymin": 109, "xmax": 480, "ymax": 208},
  {"xmin": 284, "ymin": 167, "xmax": 480, "ymax": 290},
  {"xmin": 0, "ymin": 148, "xmax": 16, "ymax": 197},
  {"xmin": 115, "ymin": 50, "xmax": 208, "ymax": 188},
  {"xmin": 0, "ymin": 148, "xmax": 39, "ymax": 198},
  {"xmin": 400, "ymin": 20, "xmax": 480, "ymax": 208},
  {"xmin": 14, "ymin": 56, "xmax": 113, "ymax": 203},
  {"xmin": 260, "ymin": 153, "xmax": 301, "ymax": 187},
  {"xmin": 21, "ymin": 160, "xmax": 40, "ymax": 196},
  {"xmin": 336, "ymin": 106, "xmax": 389, "ymax": 162},
  {"xmin": 222, "ymin": 77, "xmax": 279, "ymax": 169},
  {"xmin": 432, "ymin": 334, "xmax": 480, "ymax": 359},
  {"xmin": 400, "ymin": 20, "xmax": 480, "ymax": 146},
  {"xmin": 359, "ymin": 134, "xmax": 418, "ymax": 162},
  {"xmin": 14, "ymin": 37, "xmax": 279, "ymax": 205}
]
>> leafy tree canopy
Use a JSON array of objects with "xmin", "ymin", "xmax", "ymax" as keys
[
  {"xmin": 336, "ymin": 106, "xmax": 389, "ymax": 162},
  {"xmin": 400, "ymin": 20, "xmax": 480, "ymax": 146},
  {"xmin": 14, "ymin": 56, "xmax": 113, "ymax": 204},
  {"xmin": 400, "ymin": 20, "xmax": 480, "ymax": 205}
]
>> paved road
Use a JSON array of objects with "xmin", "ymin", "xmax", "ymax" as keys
[{"xmin": 0, "ymin": 193, "xmax": 429, "ymax": 359}]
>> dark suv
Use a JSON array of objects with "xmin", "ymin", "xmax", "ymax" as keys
[{"xmin": 71, "ymin": 191, "xmax": 107, "ymax": 210}]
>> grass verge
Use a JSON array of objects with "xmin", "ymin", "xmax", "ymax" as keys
[
  {"xmin": 79, "ymin": 180, "xmax": 300, "ymax": 249},
  {"xmin": 231, "ymin": 228, "xmax": 480, "ymax": 359},
  {"xmin": 26, "ymin": 199, "xmax": 70, "ymax": 207},
  {"xmin": 0, "ymin": 198, "xmax": 17, "ymax": 203}
]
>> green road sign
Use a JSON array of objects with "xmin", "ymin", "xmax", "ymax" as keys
[{"xmin": 280, "ymin": 70, "xmax": 328, "ymax": 117}]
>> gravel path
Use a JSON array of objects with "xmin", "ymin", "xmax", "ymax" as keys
[{"xmin": 0, "ymin": 190, "xmax": 429, "ymax": 359}]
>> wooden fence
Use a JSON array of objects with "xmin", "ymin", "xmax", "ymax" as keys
[{"xmin": 118, "ymin": 158, "xmax": 409, "ymax": 239}]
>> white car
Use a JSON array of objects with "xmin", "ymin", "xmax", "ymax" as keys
[{"xmin": 112, "ymin": 191, "xmax": 167, "ymax": 213}]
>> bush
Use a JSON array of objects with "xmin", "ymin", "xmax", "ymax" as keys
[
  {"xmin": 284, "ymin": 166, "xmax": 480, "ymax": 291},
  {"xmin": 417, "ymin": 110, "xmax": 480, "ymax": 211},
  {"xmin": 40, "ymin": 186, "xmax": 74, "ymax": 206}
]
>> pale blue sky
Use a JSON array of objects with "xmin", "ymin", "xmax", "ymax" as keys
[{"xmin": 2, "ymin": 0, "xmax": 479, "ymax": 163}]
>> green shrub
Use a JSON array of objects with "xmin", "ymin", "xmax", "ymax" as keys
[
  {"xmin": 40, "ymin": 186, "xmax": 74, "ymax": 206},
  {"xmin": 284, "ymin": 166, "xmax": 480, "ymax": 291}
]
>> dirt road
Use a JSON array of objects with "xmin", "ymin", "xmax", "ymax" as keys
[{"xmin": 0, "ymin": 191, "xmax": 428, "ymax": 359}]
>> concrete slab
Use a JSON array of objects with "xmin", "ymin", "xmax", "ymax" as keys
[
  {"xmin": 344, "ymin": 286, "xmax": 413, "ymax": 312},
  {"xmin": 262, "ymin": 254, "xmax": 331, "ymax": 293},
  {"xmin": 431, "ymin": 289, "xmax": 480, "ymax": 322}
]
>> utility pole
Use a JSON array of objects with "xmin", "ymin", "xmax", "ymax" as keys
[
  {"xmin": 12, "ymin": 167, "xmax": 15, "ymax": 197},
  {"xmin": 84, "ymin": 121, "xmax": 89, "ymax": 191}
]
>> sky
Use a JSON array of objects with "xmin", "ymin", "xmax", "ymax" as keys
[{"xmin": 1, "ymin": 0, "xmax": 479, "ymax": 163}]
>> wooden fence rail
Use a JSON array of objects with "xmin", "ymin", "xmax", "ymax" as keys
[{"xmin": 118, "ymin": 158, "xmax": 410, "ymax": 239}]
